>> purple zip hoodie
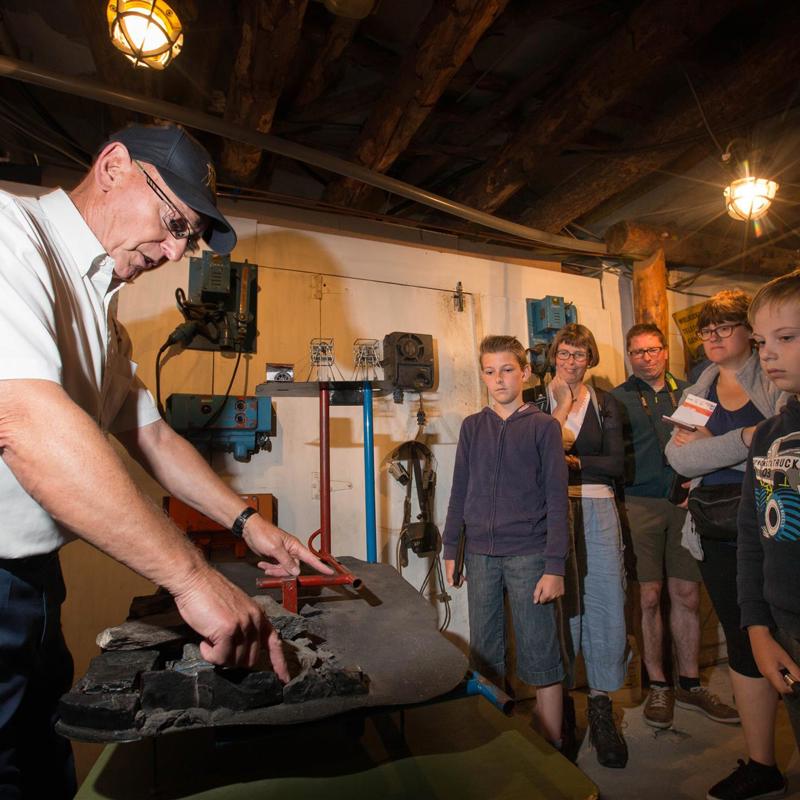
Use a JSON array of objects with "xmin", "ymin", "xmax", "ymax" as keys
[{"xmin": 442, "ymin": 403, "xmax": 569, "ymax": 576}]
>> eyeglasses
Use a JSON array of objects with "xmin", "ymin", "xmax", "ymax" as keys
[
  {"xmin": 697, "ymin": 322, "xmax": 744, "ymax": 341},
  {"xmin": 555, "ymin": 349, "xmax": 588, "ymax": 363},
  {"xmin": 628, "ymin": 346, "xmax": 664, "ymax": 359},
  {"xmin": 134, "ymin": 161, "xmax": 201, "ymax": 251}
]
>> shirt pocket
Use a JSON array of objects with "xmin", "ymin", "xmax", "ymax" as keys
[{"xmin": 100, "ymin": 357, "xmax": 138, "ymax": 432}]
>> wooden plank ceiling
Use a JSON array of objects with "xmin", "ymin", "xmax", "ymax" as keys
[{"xmin": 0, "ymin": 0, "xmax": 798, "ymax": 277}]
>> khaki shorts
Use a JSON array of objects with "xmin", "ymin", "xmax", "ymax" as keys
[{"xmin": 622, "ymin": 495, "xmax": 700, "ymax": 584}]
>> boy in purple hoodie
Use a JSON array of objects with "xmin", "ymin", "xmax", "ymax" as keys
[{"xmin": 443, "ymin": 335, "xmax": 569, "ymax": 745}]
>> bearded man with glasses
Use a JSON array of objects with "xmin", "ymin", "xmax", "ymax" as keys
[
  {"xmin": 0, "ymin": 123, "xmax": 331, "ymax": 798},
  {"xmin": 612, "ymin": 323, "xmax": 737, "ymax": 733}
]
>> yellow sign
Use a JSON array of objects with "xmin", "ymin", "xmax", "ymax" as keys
[{"xmin": 672, "ymin": 302, "xmax": 706, "ymax": 361}]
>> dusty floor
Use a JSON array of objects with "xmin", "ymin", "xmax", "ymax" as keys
[{"xmin": 522, "ymin": 665, "xmax": 800, "ymax": 800}]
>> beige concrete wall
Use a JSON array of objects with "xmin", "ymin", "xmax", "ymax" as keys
[{"xmin": 1, "ymin": 181, "xmax": 743, "ymax": 781}]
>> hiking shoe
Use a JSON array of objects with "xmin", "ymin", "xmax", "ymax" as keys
[
  {"xmin": 706, "ymin": 760, "xmax": 786, "ymax": 800},
  {"xmin": 643, "ymin": 685, "xmax": 674, "ymax": 729},
  {"xmin": 587, "ymin": 694, "xmax": 628, "ymax": 769},
  {"xmin": 676, "ymin": 685, "xmax": 740, "ymax": 724}
]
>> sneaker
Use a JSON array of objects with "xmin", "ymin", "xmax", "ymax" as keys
[
  {"xmin": 706, "ymin": 759, "xmax": 786, "ymax": 800},
  {"xmin": 587, "ymin": 694, "xmax": 628, "ymax": 769},
  {"xmin": 676, "ymin": 685, "xmax": 740, "ymax": 724},
  {"xmin": 643, "ymin": 685, "xmax": 674, "ymax": 729}
]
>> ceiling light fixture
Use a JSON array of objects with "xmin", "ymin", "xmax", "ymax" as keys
[
  {"xmin": 107, "ymin": 0, "xmax": 183, "ymax": 70},
  {"xmin": 721, "ymin": 140, "xmax": 778, "ymax": 222},
  {"xmin": 723, "ymin": 176, "xmax": 779, "ymax": 222}
]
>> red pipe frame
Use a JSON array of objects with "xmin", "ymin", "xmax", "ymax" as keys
[{"xmin": 255, "ymin": 384, "xmax": 360, "ymax": 611}]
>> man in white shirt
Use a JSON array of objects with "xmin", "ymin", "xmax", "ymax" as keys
[{"xmin": 0, "ymin": 123, "xmax": 331, "ymax": 798}]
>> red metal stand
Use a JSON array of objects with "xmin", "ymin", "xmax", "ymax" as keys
[{"xmin": 256, "ymin": 384, "xmax": 361, "ymax": 611}]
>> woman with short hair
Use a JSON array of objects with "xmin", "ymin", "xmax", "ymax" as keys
[
  {"xmin": 666, "ymin": 289, "xmax": 788, "ymax": 800},
  {"xmin": 545, "ymin": 323, "xmax": 628, "ymax": 769}
]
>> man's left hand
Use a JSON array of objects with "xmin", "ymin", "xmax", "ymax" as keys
[{"xmin": 245, "ymin": 516, "xmax": 334, "ymax": 577}]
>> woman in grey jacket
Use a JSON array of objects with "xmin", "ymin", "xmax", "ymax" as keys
[{"xmin": 666, "ymin": 290, "xmax": 787, "ymax": 800}]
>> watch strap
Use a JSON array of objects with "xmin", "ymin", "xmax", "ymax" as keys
[{"xmin": 231, "ymin": 506, "xmax": 258, "ymax": 538}]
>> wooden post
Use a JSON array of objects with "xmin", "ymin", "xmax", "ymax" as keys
[{"xmin": 632, "ymin": 247, "xmax": 669, "ymax": 338}]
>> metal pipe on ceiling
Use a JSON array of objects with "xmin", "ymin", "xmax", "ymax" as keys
[{"xmin": 0, "ymin": 55, "xmax": 607, "ymax": 257}]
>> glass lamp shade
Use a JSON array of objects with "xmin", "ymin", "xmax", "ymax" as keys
[
  {"xmin": 724, "ymin": 177, "xmax": 779, "ymax": 221},
  {"xmin": 107, "ymin": 0, "xmax": 183, "ymax": 70}
]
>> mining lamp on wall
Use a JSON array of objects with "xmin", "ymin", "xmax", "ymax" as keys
[
  {"xmin": 724, "ymin": 176, "xmax": 779, "ymax": 222},
  {"xmin": 107, "ymin": 0, "xmax": 184, "ymax": 70}
]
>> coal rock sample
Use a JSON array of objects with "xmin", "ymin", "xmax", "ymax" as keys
[
  {"xmin": 141, "ymin": 665, "xmax": 283, "ymax": 713},
  {"xmin": 127, "ymin": 591, "xmax": 175, "ymax": 619},
  {"xmin": 140, "ymin": 670, "xmax": 197, "ymax": 712},
  {"xmin": 253, "ymin": 594, "xmax": 308, "ymax": 640},
  {"xmin": 58, "ymin": 692, "xmax": 139, "ymax": 732},
  {"xmin": 283, "ymin": 665, "xmax": 369, "ymax": 704},
  {"xmin": 76, "ymin": 650, "xmax": 161, "ymax": 694},
  {"xmin": 197, "ymin": 669, "xmax": 282, "ymax": 711}
]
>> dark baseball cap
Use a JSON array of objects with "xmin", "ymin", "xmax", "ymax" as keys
[{"xmin": 107, "ymin": 124, "xmax": 237, "ymax": 254}]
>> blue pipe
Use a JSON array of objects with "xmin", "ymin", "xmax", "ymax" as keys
[
  {"xmin": 464, "ymin": 671, "xmax": 515, "ymax": 715},
  {"xmin": 362, "ymin": 381, "xmax": 377, "ymax": 563}
]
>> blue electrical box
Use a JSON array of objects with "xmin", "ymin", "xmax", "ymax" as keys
[
  {"xmin": 526, "ymin": 295, "xmax": 577, "ymax": 341},
  {"xmin": 166, "ymin": 394, "xmax": 274, "ymax": 462},
  {"xmin": 525, "ymin": 295, "xmax": 578, "ymax": 375}
]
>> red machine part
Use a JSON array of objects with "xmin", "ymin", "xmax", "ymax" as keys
[{"xmin": 164, "ymin": 493, "xmax": 276, "ymax": 559}]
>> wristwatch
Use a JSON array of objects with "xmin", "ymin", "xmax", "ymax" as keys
[{"xmin": 231, "ymin": 506, "xmax": 258, "ymax": 538}]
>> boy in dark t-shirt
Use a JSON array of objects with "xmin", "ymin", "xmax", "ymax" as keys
[{"xmin": 738, "ymin": 271, "xmax": 800, "ymax": 789}]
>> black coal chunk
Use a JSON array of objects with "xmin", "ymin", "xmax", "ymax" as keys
[
  {"xmin": 283, "ymin": 666, "xmax": 369, "ymax": 704},
  {"xmin": 140, "ymin": 670, "xmax": 196, "ymax": 711},
  {"xmin": 197, "ymin": 669, "xmax": 283, "ymax": 711},
  {"xmin": 58, "ymin": 692, "xmax": 139, "ymax": 731},
  {"xmin": 76, "ymin": 650, "xmax": 161, "ymax": 694}
]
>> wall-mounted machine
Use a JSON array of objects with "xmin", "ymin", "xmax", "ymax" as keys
[
  {"xmin": 181, "ymin": 252, "xmax": 258, "ymax": 353},
  {"xmin": 525, "ymin": 295, "xmax": 577, "ymax": 377},
  {"xmin": 166, "ymin": 394, "xmax": 274, "ymax": 462},
  {"xmin": 382, "ymin": 332, "xmax": 435, "ymax": 402}
]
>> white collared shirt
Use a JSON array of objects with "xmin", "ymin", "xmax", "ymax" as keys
[{"xmin": 0, "ymin": 188, "xmax": 160, "ymax": 557}]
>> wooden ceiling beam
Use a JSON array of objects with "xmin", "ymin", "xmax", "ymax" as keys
[
  {"xmin": 323, "ymin": 0, "xmax": 510, "ymax": 208},
  {"xmin": 220, "ymin": 0, "xmax": 309, "ymax": 185},
  {"xmin": 277, "ymin": 83, "xmax": 383, "ymax": 130},
  {"xmin": 606, "ymin": 220, "xmax": 799, "ymax": 277},
  {"xmin": 291, "ymin": 15, "xmax": 361, "ymax": 111},
  {"xmin": 450, "ymin": 0, "xmax": 741, "ymax": 213},
  {"xmin": 396, "ymin": 1, "xmax": 617, "ymax": 204},
  {"xmin": 578, "ymin": 141, "xmax": 712, "ymax": 227},
  {"xmin": 518, "ymin": 23, "xmax": 800, "ymax": 233}
]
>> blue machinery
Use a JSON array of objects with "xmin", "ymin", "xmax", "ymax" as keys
[
  {"xmin": 526, "ymin": 294, "xmax": 577, "ymax": 375},
  {"xmin": 166, "ymin": 394, "xmax": 273, "ymax": 463}
]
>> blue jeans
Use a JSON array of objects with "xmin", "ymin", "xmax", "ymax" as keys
[
  {"xmin": 465, "ymin": 552, "xmax": 563, "ymax": 687},
  {"xmin": 0, "ymin": 553, "xmax": 76, "ymax": 799},
  {"xmin": 566, "ymin": 497, "xmax": 627, "ymax": 692}
]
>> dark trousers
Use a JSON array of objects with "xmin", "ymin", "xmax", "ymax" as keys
[
  {"xmin": 0, "ymin": 553, "xmax": 76, "ymax": 799},
  {"xmin": 697, "ymin": 538, "xmax": 760, "ymax": 678}
]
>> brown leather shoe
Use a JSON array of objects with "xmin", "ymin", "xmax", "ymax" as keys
[
  {"xmin": 643, "ymin": 685, "xmax": 674, "ymax": 729},
  {"xmin": 675, "ymin": 686, "xmax": 740, "ymax": 724}
]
